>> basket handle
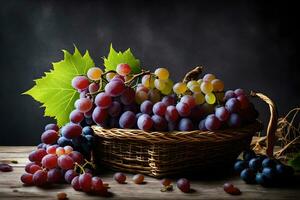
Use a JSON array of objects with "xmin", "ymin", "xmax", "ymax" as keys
[{"xmin": 250, "ymin": 91, "xmax": 278, "ymax": 157}]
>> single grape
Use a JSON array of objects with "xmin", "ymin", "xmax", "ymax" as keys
[
  {"xmin": 61, "ymin": 123, "xmax": 82, "ymax": 139},
  {"xmin": 25, "ymin": 162, "xmax": 39, "ymax": 173},
  {"xmin": 92, "ymin": 107, "xmax": 108, "ymax": 125},
  {"xmin": 198, "ymin": 119, "xmax": 207, "ymax": 130},
  {"xmin": 135, "ymin": 90, "xmax": 148, "ymax": 104},
  {"xmin": 136, "ymin": 84, "xmax": 149, "ymax": 93},
  {"xmin": 165, "ymin": 105, "xmax": 179, "ymax": 122},
  {"xmin": 154, "ymin": 79, "xmax": 166, "ymax": 91},
  {"xmin": 148, "ymin": 89, "xmax": 161, "ymax": 103},
  {"xmin": 120, "ymin": 87, "xmax": 135, "ymax": 105},
  {"xmin": 119, "ymin": 111, "xmax": 136, "ymax": 129},
  {"xmin": 155, "ymin": 68, "xmax": 169, "ymax": 80},
  {"xmin": 71, "ymin": 76, "xmax": 90, "ymax": 90},
  {"xmin": 227, "ymin": 113, "xmax": 241, "ymax": 128},
  {"xmin": 21, "ymin": 173, "xmax": 33, "ymax": 185},
  {"xmin": 178, "ymin": 118, "xmax": 193, "ymax": 131},
  {"xmin": 237, "ymin": 95, "xmax": 250, "ymax": 109},
  {"xmin": 71, "ymin": 176, "xmax": 81, "ymax": 191},
  {"xmin": 57, "ymin": 137, "xmax": 73, "ymax": 147},
  {"xmin": 180, "ymin": 95, "xmax": 196, "ymax": 108},
  {"xmin": 41, "ymin": 130, "xmax": 59, "ymax": 145},
  {"xmin": 262, "ymin": 167, "xmax": 276, "ymax": 180},
  {"xmin": 105, "ymin": 79, "xmax": 125, "ymax": 97},
  {"xmin": 200, "ymin": 81, "xmax": 213, "ymax": 94},
  {"xmin": 240, "ymin": 168, "xmax": 256, "ymax": 184},
  {"xmin": 152, "ymin": 102, "xmax": 167, "ymax": 116},
  {"xmin": 276, "ymin": 164, "xmax": 294, "ymax": 178},
  {"xmin": 45, "ymin": 123, "xmax": 59, "ymax": 132},
  {"xmin": 108, "ymin": 101, "xmax": 122, "ymax": 117},
  {"xmin": 88, "ymin": 82, "xmax": 100, "ymax": 93},
  {"xmin": 234, "ymin": 160, "xmax": 248, "ymax": 173},
  {"xmin": 137, "ymin": 114, "xmax": 153, "ymax": 131},
  {"xmin": 215, "ymin": 106, "xmax": 230, "ymax": 122},
  {"xmin": 205, "ymin": 114, "xmax": 221, "ymax": 130},
  {"xmin": 87, "ymin": 67, "xmax": 102, "ymax": 81},
  {"xmin": 114, "ymin": 172, "xmax": 126, "ymax": 184},
  {"xmin": 111, "ymin": 75, "xmax": 125, "ymax": 82},
  {"xmin": 58, "ymin": 155, "xmax": 74, "ymax": 170},
  {"xmin": 234, "ymin": 88, "xmax": 245, "ymax": 96},
  {"xmin": 69, "ymin": 110, "xmax": 84, "ymax": 123},
  {"xmin": 140, "ymin": 100, "xmax": 153, "ymax": 115},
  {"xmin": 262, "ymin": 158, "xmax": 276, "ymax": 169},
  {"xmin": 64, "ymin": 145, "xmax": 73, "ymax": 154},
  {"xmin": 92, "ymin": 176, "xmax": 104, "ymax": 191},
  {"xmin": 116, "ymin": 63, "xmax": 131, "ymax": 76},
  {"xmin": 82, "ymin": 126, "xmax": 94, "ymax": 136},
  {"xmin": 79, "ymin": 173, "xmax": 93, "ymax": 192},
  {"xmin": 64, "ymin": 169, "xmax": 78, "ymax": 184},
  {"xmin": 255, "ymin": 173, "xmax": 268, "ymax": 186},
  {"xmin": 142, "ymin": 74, "xmax": 155, "ymax": 88},
  {"xmin": 249, "ymin": 158, "xmax": 262, "ymax": 171},
  {"xmin": 69, "ymin": 151, "xmax": 84, "ymax": 165},
  {"xmin": 177, "ymin": 178, "xmax": 190, "ymax": 193},
  {"xmin": 47, "ymin": 168, "xmax": 63, "ymax": 183},
  {"xmin": 225, "ymin": 98, "xmax": 241, "ymax": 113},
  {"xmin": 95, "ymin": 92, "xmax": 112, "ymax": 108},
  {"xmin": 203, "ymin": 74, "xmax": 216, "ymax": 82},
  {"xmin": 33, "ymin": 170, "xmax": 48, "ymax": 186},
  {"xmin": 224, "ymin": 90, "xmax": 236, "ymax": 101},
  {"xmin": 133, "ymin": 174, "xmax": 144, "ymax": 184},
  {"xmin": 28, "ymin": 149, "xmax": 47, "ymax": 163},
  {"xmin": 106, "ymin": 72, "xmax": 116, "ymax": 81},
  {"xmin": 223, "ymin": 183, "xmax": 241, "ymax": 195},
  {"xmin": 56, "ymin": 147, "xmax": 65, "ymax": 156},
  {"xmin": 42, "ymin": 154, "xmax": 58, "ymax": 169},
  {"xmin": 151, "ymin": 115, "xmax": 167, "ymax": 131},
  {"xmin": 205, "ymin": 93, "xmax": 216, "ymax": 104},
  {"xmin": 173, "ymin": 82, "xmax": 187, "ymax": 94},
  {"xmin": 193, "ymin": 92, "xmax": 205, "ymax": 105},
  {"xmin": 211, "ymin": 79, "xmax": 224, "ymax": 92},
  {"xmin": 176, "ymin": 102, "xmax": 191, "ymax": 117},
  {"xmin": 162, "ymin": 95, "xmax": 176, "ymax": 106},
  {"xmin": 161, "ymin": 178, "xmax": 172, "ymax": 186},
  {"xmin": 29, "ymin": 164, "xmax": 42, "ymax": 174},
  {"xmin": 161, "ymin": 79, "xmax": 173, "ymax": 95}
]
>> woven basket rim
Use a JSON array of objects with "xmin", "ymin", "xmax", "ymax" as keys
[{"xmin": 92, "ymin": 121, "xmax": 263, "ymax": 144}]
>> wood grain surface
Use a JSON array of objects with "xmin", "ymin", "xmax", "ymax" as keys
[{"xmin": 0, "ymin": 146, "xmax": 299, "ymax": 200}]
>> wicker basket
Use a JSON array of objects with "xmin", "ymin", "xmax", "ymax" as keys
[{"xmin": 92, "ymin": 92, "xmax": 277, "ymax": 177}]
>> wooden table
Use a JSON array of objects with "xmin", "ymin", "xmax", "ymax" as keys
[{"xmin": 1, "ymin": 146, "xmax": 300, "ymax": 200}]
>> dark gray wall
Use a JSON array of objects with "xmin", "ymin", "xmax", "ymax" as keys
[{"xmin": 0, "ymin": 0, "xmax": 299, "ymax": 145}]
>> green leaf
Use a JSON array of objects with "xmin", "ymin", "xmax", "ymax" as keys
[
  {"xmin": 103, "ymin": 44, "xmax": 141, "ymax": 73},
  {"xmin": 23, "ymin": 47, "xmax": 95, "ymax": 127},
  {"xmin": 288, "ymin": 152, "xmax": 300, "ymax": 171}
]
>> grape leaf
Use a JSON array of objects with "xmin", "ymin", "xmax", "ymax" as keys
[
  {"xmin": 288, "ymin": 152, "xmax": 300, "ymax": 171},
  {"xmin": 23, "ymin": 47, "xmax": 95, "ymax": 127},
  {"xmin": 103, "ymin": 44, "xmax": 141, "ymax": 73}
]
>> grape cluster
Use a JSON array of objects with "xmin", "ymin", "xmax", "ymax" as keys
[
  {"xmin": 20, "ymin": 123, "xmax": 109, "ymax": 196},
  {"xmin": 234, "ymin": 150, "xmax": 295, "ymax": 187}
]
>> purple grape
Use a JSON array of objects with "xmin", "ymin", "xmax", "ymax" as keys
[
  {"xmin": 120, "ymin": 87, "xmax": 135, "ymax": 105},
  {"xmin": 108, "ymin": 101, "xmax": 122, "ymax": 117},
  {"xmin": 88, "ymin": 82, "xmax": 100, "ymax": 93},
  {"xmin": 92, "ymin": 107, "xmax": 108, "ymax": 125},
  {"xmin": 178, "ymin": 118, "xmax": 193, "ymax": 131},
  {"xmin": 64, "ymin": 169, "xmax": 78, "ymax": 183},
  {"xmin": 151, "ymin": 115, "xmax": 167, "ymax": 131},
  {"xmin": 227, "ymin": 113, "xmax": 242, "ymax": 128},
  {"xmin": 45, "ymin": 124, "xmax": 59, "ymax": 132},
  {"xmin": 205, "ymin": 115, "xmax": 221, "ymax": 130},
  {"xmin": 61, "ymin": 123, "xmax": 82, "ymax": 139},
  {"xmin": 105, "ymin": 79, "xmax": 125, "ymax": 97},
  {"xmin": 225, "ymin": 98, "xmax": 241, "ymax": 113},
  {"xmin": 152, "ymin": 102, "xmax": 167, "ymax": 116},
  {"xmin": 162, "ymin": 95, "xmax": 176, "ymax": 106},
  {"xmin": 95, "ymin": 92, "xmax": 112, "ymax": 108},
  {"xmin": 215, "ymin": 106, "xmax": 230, "ymax": 122},
  {"xmin": 140, "ymin": 100, "xmax": 153, "ymax": 115},
  {"xmin": 198, "ymin": 119, "xmax": 207, "ymax": 130},
  {"xmin": 180, "ymin": 95, "xmax": 196, "ymax": 109},
  {"xmin": 119, "ymin": 111, "xmax": 136, "ymax": 129},
  {"xmin": 47, "ymin": 168, "xmax": 63, "ymax": 183},
  {"xmin": 224, "ymin": 90, "xmax": 236, "ymax": 101},
  {"xmin": 165, "ymin": 105, "xmax": 179, "ymax": 122},
  {"xmin": 69, "ymin": 110, "xmax": 84, "ymax": 123},
  {"xmin": 176, "ymin": 102, "xmax": 191, "ymax": 117},
  {"xmin": 137, "ymin": 114, "xmax": 153, "ymax": 131},
  {"xmin": 168, "ymin": 121, "xmax": 178, "ymax": 131},
  {"xmin": 234, "ymin": 88, "xmax": 245, "ymax": 96}
]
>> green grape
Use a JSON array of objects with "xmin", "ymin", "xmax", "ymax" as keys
[
  {"xmin": 200, "ymin": 81, "xmax": 213, "ymax": 94},
  {"xmin": 154, "ymin": 79, "xmax": 166, "ymax": 91},
  {"xmin": 211, "ymin": 79, "xmax": 224, "ymax": 92},
  {"xmin": 190, "ymin": 84, "xmax": 201, "ymax": 93},
  {"xmin": 87, "ymin": 67, "xmax": 103, "ymax": 81},
  {"xmin": 203, "ymin": 74, "xmax": 216, "ymax": 82},
  {"xmin": 154, "ymin": 68, "xmax": 169, "ymax": 80},
  {"xmin": 105, "ymin": 72, "xmax": 116, "ymax": 81},
  {"xmin": 173, "ymin": 82, "xmax": 187, "ymax": 94},
  {"xmin": 187, "ymin": 80, "xmax": 199, "ymax": 89},
  {"xmin": 205, "ymin": 93, "xmax": 216, "ymax": 104},
  {"xmin": 193, "ymin": 92, "xmax": 205, "ymax": 104},
  {"xmin": 161, "ymin": 79, "xmax": 173, "ymax": 95},
  {"xmin": 142, "ymin": 75, "xmax": 155, "ymax": 88},
  {"xmin": 197, "ymin": 79, "xmax": 203, "ymax": 85}
]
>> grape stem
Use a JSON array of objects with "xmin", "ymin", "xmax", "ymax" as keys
[
  {"xmin": 74, "ymin": 162, "xmax": 85, "ymax": 174},
  {"xmin": 82, "ymin": 159, "xmax": 96, "ymax": 169},
  {"xmin": 125, "ymin": 70, "xmax": 151, "ymax": 87}
]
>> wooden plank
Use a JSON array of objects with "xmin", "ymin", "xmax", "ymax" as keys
[{"xmin": 0, "ymin": 146, "xmax": 300, "ymax": 200}]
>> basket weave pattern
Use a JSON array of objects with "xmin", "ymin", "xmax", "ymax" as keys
[{"xmin": 93, "ymin": 122, "xmax": 262, "ymax": 177}]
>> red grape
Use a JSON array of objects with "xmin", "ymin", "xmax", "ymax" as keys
[
  {"xmin": 79, "ymin": 173, "xmax": 93, "ymax": 192},
  {"xmin": 120, "ymin": 87, "xmax": 135, "ymax": 105},
  {"xmin": 161, "ymin": 178, "xmax": 172, "ymax": 186},
  {"xmin": 105, "ymin": 79, "xmax": 125, "ymax": 97},
  {"xmin": 88, "ymin": 82, "xmax": 100, "ymax": 93},
  {"xmin": 108, "ymin": 101, "xmax": 122, "ymax": 117},
  {"xmin": 95, "ymin": 92, "xmax": 112, "ymax": 108},
  {"xmin": 151, "ymin": 115, "xmax": 167, "ymax": 131},
  {"xmin": 205, "ymin": 114, "xmax": 221, "ymax": 130},
  {"xmin": 162, "ymin": 95, "xmax": 176, "ymax": 106},
  {"xmin": 47, "ymin": 168, "xmax": 63, "ymax": 183},
  {"xmin": 41, "ymin": 154, "xmax": 58, "ymax": 169},
  {"xmin": 29, "ymin": 149, "xmax": 47, "ymax": 162},
  {"xmin": 119, "ymin": 111, "xmax": 136, "ymax": 129},
  {"xmin": 114, "ymin": 172, "xmax": 126, "ymax": 184},
  {"xmin": 0, "ymin": 163, "xmax": 13, "ymax": 172},
  {"xmin": 75, "ymin": 98, "xmax": 93, "ymax": 113},
  {"xmin": 152, "ymin": 102, "xmax": 167, "ymax": 116},
  {"xmin": 61, "ymin": 123, "xmax": 82, "ymax": 139},
  {"xmin": 133, "ymin": 174, "xmax": 144, "ymax": 184},
  {"xmin": 165, "ymin": 105, "xmax": 179, "ymax": 122},
  {"xmin": 137, "ymin": 114, "xmax": 153, "ymax": 131},
  {"xmin": 177, "ymin": 178, "xmax": 190, "ymax": 193},
  {"xmin": 41, "ymin": 130, "xmax": 59, "ymax": 144},
  {"xmin": 140, "ymin": 100, "xmax": 153, "ymax": 115},
  {"xmin": 69, "ymin": 110, "xmax": 84, "ymax": 123},
  {"xmin": 92, "ymin": 176, "xmax": 104, "ymax": 191},
  {"xmin": 92, "ymin": 107, "xmax": 108, "ymax": 125},
  {"xmin": 215, "ymin": 106, "xmax": 230, "ymax": 122},
  {"xmin": 237, "ymin": 95, "xmax": 250, "ymax": 109},
  {"xmin": 178, "ymin": 118, "xmax": 193, "ymax": 131},
  {"xmin": 33, "ymin": 170, "xmax": 48, "ymax": 186},
  {"xmin": 71, "ymin": 176, "xmax": 81, "ymax": 191},
  {"xmin": 21, "ymin": 173, "xmax": 33, "ymax": 185},
  {"xmin": 64, "ymin": 169, "xmax": 78, "ymax": 183},
  {"xmin": 58, "ymin": 155, "xmax": 74, "ymax": 170},
  {"xmin": 116, "ymin": 63, "xmax": 131, "ymax": 76},
  {"xmin": 69, "ymin": 151, "xmax": 84, "ymax": 165},
  {"xmin": 29, "ymin": 164, "xmax": 42, "ymax": 174},
  {"xmin": 46, "ymin": 145, "xmax": 58, "ymax": 154},
  {"xmin": 45, "ymin": 123, "xmax": 59, "ymax": 132},
  {"xmin": 72, "ymin": 76, "xmax": 89, "ymax": 90},
  {"xmin": 180, "ymin": 95, "xmax": 196, "ymax": 109},
  {"xmin": 176, "ymin": 102, "xmax": 191, "ymax": 117}
]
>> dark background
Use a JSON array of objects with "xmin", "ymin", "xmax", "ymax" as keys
[{"xmin": 0, "ymin": 0, "xmax": 299, "ymax": 145}]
